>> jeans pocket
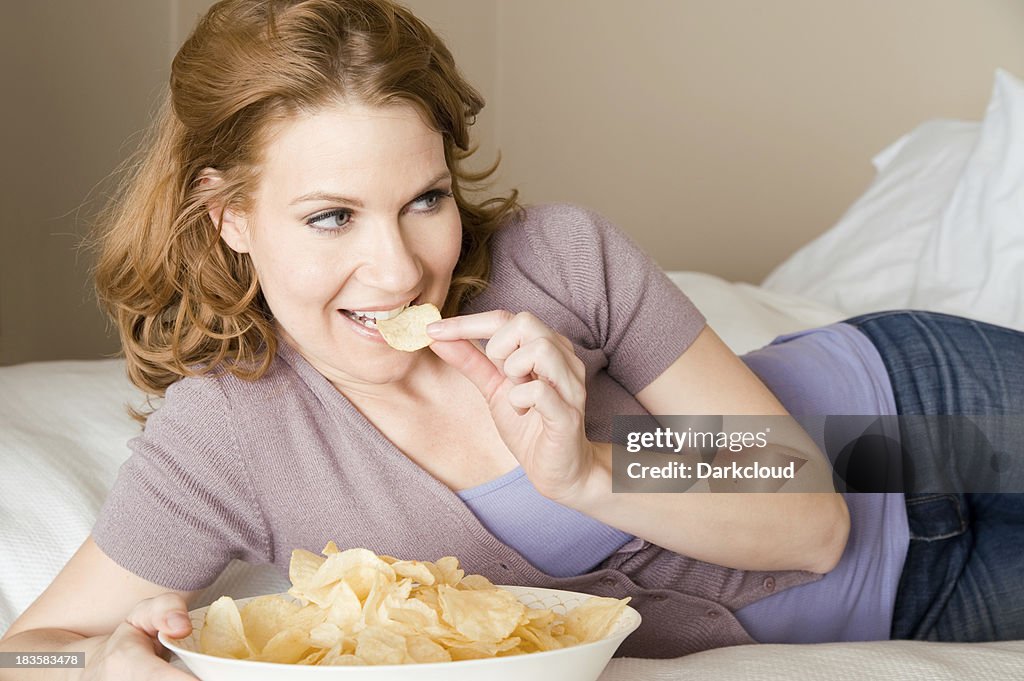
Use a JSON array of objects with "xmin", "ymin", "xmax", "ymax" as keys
[{"xmin": 904, "ymin": 493, "xmax": 968, "ymax": 541}]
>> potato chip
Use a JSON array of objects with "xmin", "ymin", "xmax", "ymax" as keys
[
  {"xmin": 429, "ymin": 556, "xmax": 464, "ymax": 586},
  {"xmin": 443, "ymin": 636, "xmax": 521, "ymax": 660},
  {"xmin": 324, "ymin": 548, "xmax": 397, "ymax": 602},
  {"xmin": 308, "ymin": 622, "xmax": 341, "ymax": 649},
  {"xmin": 355, "ymin": 626, "xmax": 407, "ymax": 665},
  {"xmin": 239, "ymin": 595, "xmax": 302, "ymax": 652},
  {"xmin": 323, "ymin": 581, "xmax": 362, "ymax": 629},
  {"xmin": 288, "ymin": 603, "xmax": 329, "ymax": 632},
  {"xmin": 563, "ymin": 596, "xmax": 630, "ymax": 642},
  {"xmin": 391, "ymin": 559, "xmax": 436, "ymax": 585},
  {"xmin": 406, "ymin": 635, "xmax": 452, "ymax": 663},
  {"xmin": 288, "ymin": 549, "xmax": 329, "ymax": 604},
  {"xmin": 446, "ymin": 643, "xmax": 497, "ymax": 661},
  {"xmin": 254, "ymin": 628, "xmax": 312, "ymax": 664},
  {"xmin": 514, "ymin": 608, "xmax": 564, "ymax": 652},
  {"xmin": 200, "ymin": 596, "xmax": 252, "ymax": 659},
  {"xmin": 362, "ymin": 576, "xmax": 413, "ymax": 628},
  {"xmin": 456, "ymin": 573, "xmax": 495, "ymax": 591},
  {"xmin": 319, "ymin": 644, "xmax": 363, "ymax": 666},
  {"xmin": 376, "ymin": 303, "xmax": 441, "ymax": 351},
  {"xmin": 289, "ymin": 546, "xmax": 396, "ymax": 607},
  {"xmin": 297, "ymin": 648, "xmax": 328, "ymax": 665},
  {"xmin": 386, "ymin": 596, "xmax": 444, "ymax": 633},
  {"xmin": 437, "ymin": 584, "xmax": 525, "ymax": 643}
]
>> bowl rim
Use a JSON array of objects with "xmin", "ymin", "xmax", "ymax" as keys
[{"xmin": 159, "ymin": 585, "xmax": 642, "ymax": 671}]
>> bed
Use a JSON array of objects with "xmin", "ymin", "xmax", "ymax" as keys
[{"xmin": 3, "ymin": 69, "xmax": 1024, "ymax": 678}]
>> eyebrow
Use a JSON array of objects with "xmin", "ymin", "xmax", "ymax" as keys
[{"xmin": 288, "ymin": 170, "xmax": 452, "ymax": 207}]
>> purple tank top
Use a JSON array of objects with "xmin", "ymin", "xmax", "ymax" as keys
[
  {"xmin": 456, "ymin": 467, "xmax": 634, "ymax": 577},
  {"xmin": 735, "ymin": 323, "xmax": 909, "ymax": 642}
]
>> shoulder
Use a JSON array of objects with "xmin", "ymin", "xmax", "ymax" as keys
[
  {"xmin": 495, "ymin": 202, "xmax": 650, "ymax": 270},
  {"xmin": 488, "ymin": 202, "xmax": 640, "ymax": 302},
  {"xmin": 148, "ymin": 373, "xmax": 228, "ymax": 430},
  {"xmin": 494, "ymin": 202, "xmax": 624, "ymax": 255},
  {"xmin": 131, "ymin": 357, "xmax": 300, "ymax": 486},
  {"xmin": 150, "ymin": 351, "xmax": 307, "ymax": 433}
]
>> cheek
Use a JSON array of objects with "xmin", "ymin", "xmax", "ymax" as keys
[
  {"xmin": 250, "ymin": 243, "xmax": 341, "ymax": 310},
  {"xmin": 436, "ymin": 218, "xmax": 464, "ymax": 271}
]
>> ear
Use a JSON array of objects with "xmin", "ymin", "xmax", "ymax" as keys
[{"xmin": 198, "ymin": 168, "xmax": 252, "ymax": 254}]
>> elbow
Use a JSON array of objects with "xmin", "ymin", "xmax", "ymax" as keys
[{"xmin": 806, "ymin": 494, "xmax": 850, "ymax": 574}]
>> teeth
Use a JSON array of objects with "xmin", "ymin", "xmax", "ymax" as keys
[{"xmin": 349, "ymin": 303, "xmax": 409, "ymax": 320}]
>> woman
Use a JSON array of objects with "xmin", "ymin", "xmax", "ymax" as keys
[{"xmin": 0, "ymin": 0, "xmax": 1021, "ymax": 677}]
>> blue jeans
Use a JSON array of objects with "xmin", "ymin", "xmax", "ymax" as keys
[{"xmin": 844, "ymin": 310, "xmax": 1024, "ymax": 642}]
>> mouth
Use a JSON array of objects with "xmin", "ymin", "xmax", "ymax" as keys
[{"xmin": 338, "ymin": 299, "xmax": 418, "ymax": 330}]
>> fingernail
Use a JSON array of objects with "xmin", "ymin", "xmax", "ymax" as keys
[
  {"xmin": 167, "ymin": 612, "xmax": 191, "ymax": 630},
  {"xmin": 425, "ymin": 321, "xmax": 446, "ymax": 337}
]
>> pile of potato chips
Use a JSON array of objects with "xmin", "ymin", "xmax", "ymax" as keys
[{"xmin": 196, "ymin": 542, "xmax": 630, "ymax": 666}]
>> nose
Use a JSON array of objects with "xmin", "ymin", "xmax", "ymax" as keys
[{"xmin": 356, "ymin": 218, "xmax": 423, "ymax": 295}]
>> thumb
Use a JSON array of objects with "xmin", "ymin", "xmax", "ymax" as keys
[{"xmin": 429, "ymin": 339, "xmax": 504, "ymax": 399}]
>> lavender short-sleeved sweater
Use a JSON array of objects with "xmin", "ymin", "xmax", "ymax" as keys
[{"xmin": 92, "ymin": 203, "xmax": 827, "ymax": 658}]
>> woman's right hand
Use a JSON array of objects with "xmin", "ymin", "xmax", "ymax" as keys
[{"xmin": 79, "ymin": 593, "xmax": 197, "ymax": 680}]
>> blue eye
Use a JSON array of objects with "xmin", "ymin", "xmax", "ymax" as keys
[
  {"xmin": 412, "ymin": 189, "xmax": 452, "ymax": 211},
  {"xmin": 307, "ymin": 208, "xmax": 350, "ymax": 232},
  {"xmin": 304, "ymin": 188, "xmax": 453, "ymax": 236}
]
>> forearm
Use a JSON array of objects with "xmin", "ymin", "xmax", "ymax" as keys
[
  {"xmin": 0, "ymin": 629, "xmax": 101, "ymax": 681},
  {"xmin": 568, "ymin": 442, "xmax": 850, "ymax": 573}
]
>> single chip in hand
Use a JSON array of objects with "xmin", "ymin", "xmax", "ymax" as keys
[{"xmin": 376, "ymin": 303, "xmax": 441, "ymax": 351}]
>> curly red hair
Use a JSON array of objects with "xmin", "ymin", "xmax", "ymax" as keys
[{"xmin": 89, "ymin": 0, "xmax": 519, "ymax": 420}]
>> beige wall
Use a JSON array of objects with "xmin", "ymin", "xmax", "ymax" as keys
[
  {"xmin": 3, "ymin": 1, "xmax": 1023, "ymax": 364},
  {"xmin": 1, "ymin": 1, "xmax": 174, "ymax": 366},
  {"xmin": 488, "ymin": 0, "xmax": 1024, "ymax": 281}
]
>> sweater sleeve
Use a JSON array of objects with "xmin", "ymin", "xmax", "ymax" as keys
[
  {"xmin": 91, "ymin": 376, "xmax": 272, "ymax": 590},
  {"xmin": 517, "ymin": 203, "xmax": 706, "ymax": 394}
]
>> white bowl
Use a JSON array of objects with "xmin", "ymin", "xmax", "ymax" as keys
[{"xmin": 160, "ymin": 585, "xmax": 641, "ymax": 681}]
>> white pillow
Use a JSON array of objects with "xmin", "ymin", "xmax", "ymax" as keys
[
  {"xmin": 908, "ymin": 69, "xmax": 1024, "ymax": 328},
  {"xmin": 761, "ymin": 117, "xmax": 979, "ymax": 314},
  {"xmin": 763, "ymin": 68, "xmax": 1024, "ymax": 333}
]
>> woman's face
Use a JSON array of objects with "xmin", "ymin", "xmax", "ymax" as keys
[{"xmin": 216, "ymin": 101, "xmax": 462, "ymax": 389}]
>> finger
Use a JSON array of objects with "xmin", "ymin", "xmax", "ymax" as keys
[
  {"xmin": 485, "ymin": 313, "xmax": 584, "ymax": 390},
  {"xmin": 111, "ymin": 621, "xmax": 199, "ymax": 676},
  {"xmin": 426, "ymin": 309, "xmax": 514, "ymax": 341},
  {"xmin": 427, "ymin": 310, "xmax": 525, "ymax": 386},
  {"xmin": 550, "ymin": 336, "xmax": 586, "ymax": 383},
  {"xmin": 430, "ymin": 310, "xmax": 581, "ymax": 390},
  {"xmin": 507, "ymin": 379, "xmax": 583, "ymax": 432},
  {"xmin": 427, "ymin": 309, "xmax": 575, "ymax": 347},
  {"xmin": 503, "ymin": 338, "xmax": 585, "ymax": 408},
  {"xmin": 429, "ymin": 339, "xmax": 505, "ymax": 400},
  {"xmin": 498, "ymin": 329, "xmax": 585, "ymax": 386},
  {"xmin": 485, "ymin": 312, "xmax": 582, "ymax": 387},
  {"xmin": 126, "ymin": 593, "xmax": 193, "ymax": 639},
  {"xmin": 427, "ymin": 309, "xmax": 555, "ymax": 357},
  {"xmin": 484, "ymin": 311, "xmax": 549, "ymax": 364}
]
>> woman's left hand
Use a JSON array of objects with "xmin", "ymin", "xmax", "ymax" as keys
[{"xmin": 426, "ymin": 310, "xmax": 595, "ymax": 503}]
